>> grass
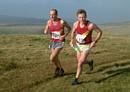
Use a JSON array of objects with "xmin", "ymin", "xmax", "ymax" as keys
[
  {"xmin": 0, "ymin": 25, "xmax": 43, "ymax": 35},
  {"xmin": 0, "ymin": 23, "xmax": 130, "ymax": 92}
]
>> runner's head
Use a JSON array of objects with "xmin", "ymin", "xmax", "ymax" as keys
[
  {"xmin": 76, "ymin": 9, "xmax": 87, "ymax": 23},
  {"xmin": 50, "ymin": 9, "xmax": 58, "ymax": 21}
]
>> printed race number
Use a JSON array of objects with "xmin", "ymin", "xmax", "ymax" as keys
[
  {"xmin": 52, "ymin": 32, "xmax": 60, "ymax": 39},
  {"xmin": 76, "ymin": 34, "xmax": 86, "ymax": 43}
]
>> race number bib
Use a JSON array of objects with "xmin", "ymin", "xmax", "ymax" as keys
[
  {"xmin": 76, "ymin": 34, "xmax": 86, "ymax": 43},
  {"xmin": 52, "ymin": 32, "xmax": 60, "ymax": 39}
]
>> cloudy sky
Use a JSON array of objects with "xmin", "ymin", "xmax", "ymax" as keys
[{"xmin": 0, "ymin": 0, "xmax": 130, "ymax": 24}]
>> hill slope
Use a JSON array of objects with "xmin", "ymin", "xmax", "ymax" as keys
[{"xmin": 0, "ymin": 24, "xmax": 130, "ymax": 92}]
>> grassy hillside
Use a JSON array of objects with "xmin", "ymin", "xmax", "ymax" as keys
[
  {"xmin": 0, "ymin": 23, "xmax": 130, "ymax": 92},
  {"xmin": 0, "ymin": 25, "xmax": 43, "ymax": 35}
]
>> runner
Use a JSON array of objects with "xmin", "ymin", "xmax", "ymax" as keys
[
  {"xmin": 44, "ymin": 9, "xmax": 71, "ymax": 77},
  {"xmin": 70, "ymin": 9, "xmax": 102, "ymax": 85}
]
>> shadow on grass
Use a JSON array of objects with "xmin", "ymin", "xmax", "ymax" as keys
[
  {"xmin": 94, "ymin": 71, "xmax": 122, "ymax": 83},
  {"xmin": 93, "ymin": 61, "xmax": 130, "ymax": 73},
  {"xmin": 95, "ymin": 67, "xmax": 130, "ymax": 83},
  {"xmin": 82, "ymin": 67, "xmax": 130, "ymax": 84},
  {"xmin": 64, "ymin": 72, "xmax": 75, "ymax": 76}
]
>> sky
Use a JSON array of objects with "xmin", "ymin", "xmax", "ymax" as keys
[{"xmin": 0, "ymin": 0, "xmax": 130, "ymax": 24}]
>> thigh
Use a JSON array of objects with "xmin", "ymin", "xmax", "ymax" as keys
[
  {"xmin": 51, "ymin": 48, "xmax": 55, "ymax": 53},
  {"xmin": 78, "ymin": 52, "xmax": 89, "ymax": 63},
  {"xmin": 76, "ymin": 52, "xmax": 81, "ymax": 62},
  {"xmin": 51, "ymin": 48, "xmax": 62, "ymax": 58}
]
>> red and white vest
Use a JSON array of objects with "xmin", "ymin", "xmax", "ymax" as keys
[
  {"xmin": 48, "ymin": 18, "xmax": 65, "ymax": 42},
  {"xmin": 76, "ymin": 21, "xmax": 92, "ymax": 44}
]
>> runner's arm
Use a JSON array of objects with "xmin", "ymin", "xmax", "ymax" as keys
[
  {"xmin": 88, "ymin": 23, "xmax": 102, "ymax": 48},
  {"xmin": 64, "ymin": 21, "xmax": 71, "ymax": 37},
  {"xmin": 43, "ymin": 21, "xmax": 49, "ymax": 34},
  {"xmin": 92, "ymin": 23, "xmax": 102, "ymax": 43},
  {"xmin": 60, "ymin": 20, "xmax": 71, "ymax": 38},
  {"xmin": 70, "ymin": 22, "xmax": 77, "ymax": 45}
]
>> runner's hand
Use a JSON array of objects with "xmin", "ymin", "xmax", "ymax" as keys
[
  {"xmin": 90, "ymin": 41, "xmax": 96, "ymax": 48},
  {"xmin": 60, "ymin": 35, "xmax": 65, "ymax": 41},
  {"xmin": 70, "ymin": 39, "xmax": 76, "ymax": 47},
  {"xmin": 43, "ymin": 31, "xmax": 46, "ymax": 35}
]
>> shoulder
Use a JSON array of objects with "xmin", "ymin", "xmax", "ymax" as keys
[
  {"xmin": 47, "ymin": 20, "xmax": 51, "ymax": 26},
  {"xmin": 60, "ymin": 19, "xmax": 65, "ymax": 24},
  {"xmin": 73, "ymin": 21, "xmax": 79, "ymax": 29},
  {"xmin": 87, "ymin": 21, "xmax": 96, "ymax": 30},
  {"xmin": 60, "ymin": 19, "xmax": 69, "ymax": 26},
  {"xmin": 59, "ymin": 18, "xmax": 67, "ymax": 24}
]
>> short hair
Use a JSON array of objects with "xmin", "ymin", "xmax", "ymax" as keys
[
  {"xmin": 51, "ymin": 9, "xmax": 58, "ymax": 15},
  {"xmin": 76, "ymin": 9, "xmax": 87, "ymax": 17}
]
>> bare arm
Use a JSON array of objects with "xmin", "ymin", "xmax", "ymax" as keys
[
  {"xmin": 70, "ymin": 22, "xmax": 78, "ymax": 45},
  {"xmin": 92, "ymin": 24, "xmax": 102, "ymax": 43},
  {"xmin": 89, "ymin": 23, "xmax": 102, "ymax": 48},
  {"xmin": 43, "ymin": 21, "xmax": 49, "ymax": 34},
  {"xmin": 64, "ymin": 21, "xmax": 71, "ymax": 37},
  {"xmin": 60, "ymin": 20, "xmax": 71, "ymax": 38}
]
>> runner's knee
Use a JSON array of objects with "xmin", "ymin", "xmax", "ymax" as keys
[
  {"xmin": 50, "ymin": 50, "xmax": 59, "ymax": 61},
  {"xmin": 77, "ymin": 61, "xmax": 83, "ymax": 68},
  {"xmin": 50, "ymin": 55, "xmax": 56, "ymax": 62},
  {"xmin": 78, "ymin": 58, "xmax": 85, "ymax": 64}
]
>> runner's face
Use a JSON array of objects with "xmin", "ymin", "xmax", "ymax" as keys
[
  {"xmin": 77, "ymin": 13, "xmax": 86, "ymax": 23},
  {"xmin": 50, "ymin": 11, "xmax": 57, "ymax": 21}
]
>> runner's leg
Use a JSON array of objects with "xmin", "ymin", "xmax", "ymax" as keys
[
  {"xmin": 76, "ymin": 51, "xmax": 89, "ymax": 79},
  {"xmin": 50, "ymin": 48, "xmax": 62, "ymax": 68}
]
